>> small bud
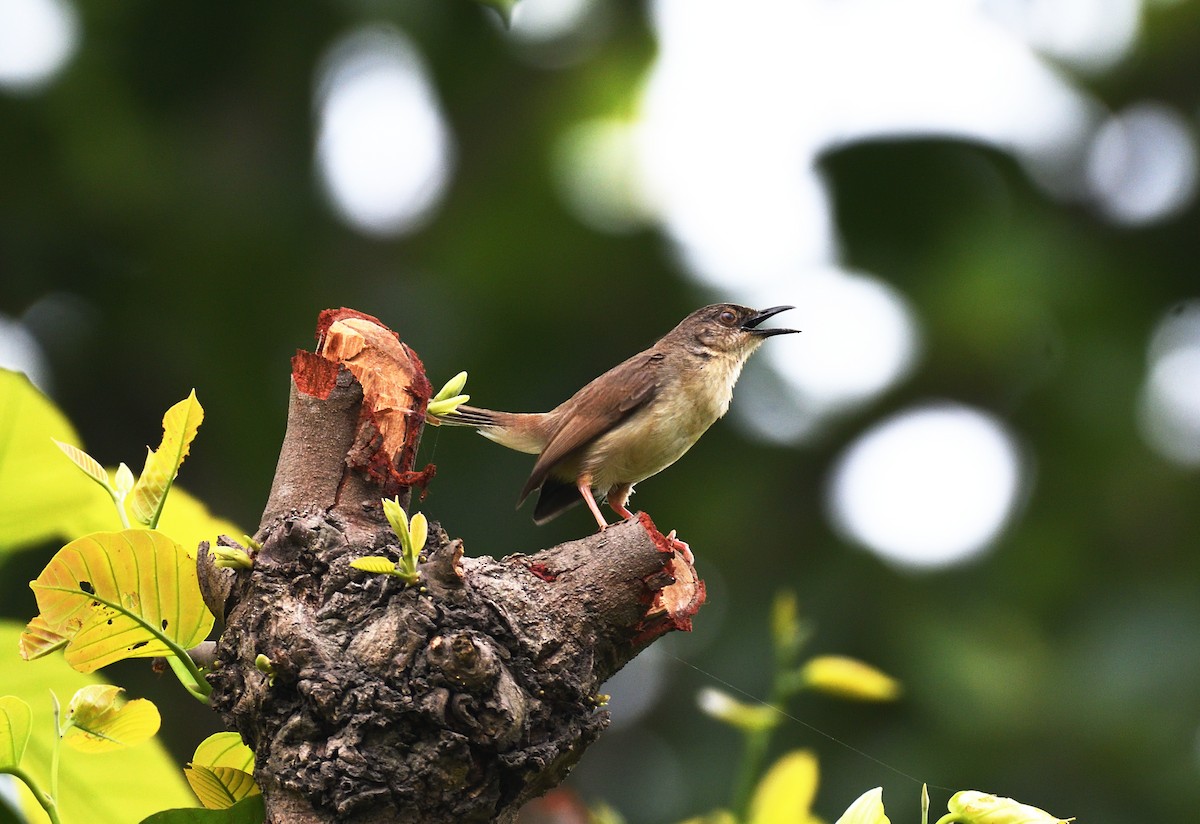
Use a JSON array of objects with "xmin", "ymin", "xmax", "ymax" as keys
[
  {"xmin": 211, "ymin": 546, "xmax": 254, "ymax": 570},
  {"xmin": 696, "ymin": 687, "xmax": 779, "ymax": 732},
  {"xmin": 433, "ymin": 371, "xmax": 468, "ymax": 402},
  {"xmin": 409, "ymin": 512, "xmax": 428, "ymax": 555},
  {"xmin": 115, "ymin": 462, "xmax": 135, "ymax": 497},
  {"xmin": 254, "ymin": 654, "xmax": 277, "ymax": 686},
  {"xmin": 427, "ymin": 394, "xmax": 470, "ymax": 417},
  {"xmin": 940, "ymin": 791, "xmax": 1073, "ymax": 824},
  {"xmin": 799, "ymin": 655, "xmax": 901, "ymax": 702},
  {"xmin": 770, "ymin": 590, "xmax": 810, "ymax": 665},
  {"xmin": 382, "ymin": 496, "xmax": 409, "ymax": 543}
]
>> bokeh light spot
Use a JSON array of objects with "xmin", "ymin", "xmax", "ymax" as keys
[
  {"xmin": 829, "ymin": 404, "xmax": 1025, "ymax": 569},
  {"xmin": 1139, "ymin": 301, "xmax": 1200, "ymax": 466},
  {"xmin": 1086, "ymin": 102, "xmax": 1198, "ymax": 226},
  {"xmin": 314, "ymin": 25, "xmax": 454, "ymax": 237},
  {"xmin": 767, "ymin": 270, "xmax": 919, "ymax": 409},
  {"xmin": 0, "ymin": 0, "xmax": 79, "ymax": 92}
]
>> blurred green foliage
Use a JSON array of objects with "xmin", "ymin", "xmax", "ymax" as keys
[{"xmin": 3, "ymin": 2, "xmax": 1200, "ymax": 823}]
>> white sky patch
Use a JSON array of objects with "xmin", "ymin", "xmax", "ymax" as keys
[
  {"xmin": 1139, "ymin": 301, "xmax": 1200, "ymax": 466},
  {"xmin": 828, "ymin": 404, "xmax": 1026, "ymax": 569},
  {"xmin": 314, "ymin": 25, "xmax": 454, "ymax": 237},
  {"xmin": 0, "ymin": 0, "xmax": 79, "ymax": 93}
]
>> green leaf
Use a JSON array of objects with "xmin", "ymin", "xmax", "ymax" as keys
[
  {"xmin": 0, "ymin": 620, "xmax": 194, "ymax": 823},
  {"xmin": 747, "ymin": 750, "xmax": 819, "ymax": 824},
  {"xmin": 0, "ymin": 696, "xmax": 33, "ymax": 770},
  {"xmin": 349, "ymin": 556, "xmax": 399, "ymax": 575},
  {"xmin": 834, "ymin": 788, "xmax": 891, "ymax": 824},
  {"xmin": 62, "ymin": 684, "xmax": 161, "ymax": 752},
  {"xmin": 192, "ymin": 732, "xmax": 255, "ymax": 772},
  {"xmin": 139, "ymin": 794, "xmax": 265, "ymax": 824},
  {"xmin": 184, "ymin": 765, "xmax": 261, "ymax": 810},
  {"xmin": 27, "ymin": 529, "xmax": 215, "ymax": 673},
  {"xmin": 409, "ymin": 512, "xmax": 428, "ymax": 557},
  {"xmin": 675, "ymin": 813, "xmax": 737, "ymax": 824},
  {"xmin": 130, "ymin": 390, "xmax": 204, "ymax": 528},
  {"xmin": 382, "ymin": 497, "xmax": 409, "ymax": 551}
]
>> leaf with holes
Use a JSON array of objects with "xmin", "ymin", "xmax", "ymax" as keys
[
  {"xmin": 130, "ymin": 391, "xmax": 203, "ymax": 528},
  {"xmin": 27, "ymin": 529, "xmax": 214, "ymax": 673},
  {"xmin": 0, "ymin": 696, "xmax": 33, "ymax": 770},
  {"xmin": 185, "ymin": 765, "xmax": 262, "ymax": 810},
  {"xmin": 18, "ymin": 614, "xmax": 69, "ymax": 660},
  {"xmin": 63, "ymin": 684, "xmax": 161, "ymax": 752}
]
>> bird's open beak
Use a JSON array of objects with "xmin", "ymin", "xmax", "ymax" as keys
[{"xmin": 742, "ymin": 305, "xmax": 800, "ymax": 337}]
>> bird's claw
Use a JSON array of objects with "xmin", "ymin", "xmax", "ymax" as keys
[{"xmin": 665, "ymin": 529, "xmax": 694, "ymax": 563}]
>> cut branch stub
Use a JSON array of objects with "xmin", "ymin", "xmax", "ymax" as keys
[{"xmin": 204, "ymin": 309, "xmax": 705, "ymax": 824}]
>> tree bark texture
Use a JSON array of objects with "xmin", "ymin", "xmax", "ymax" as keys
[{"xmin": 199, "ymin": 309, "xmax": 706, "ymax": 823}]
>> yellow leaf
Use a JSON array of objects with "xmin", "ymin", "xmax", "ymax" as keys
[
  {"xmin": 18, "ymin": 615, "xmax": 69, "ymax": 661},
  {"xmin": 192, "ymin": 731, "xmax": 255, "ymax": 772},
  {"xmin": 28, "ymin": 530, "xmax": 215, "ymax": 673},
  {"xmin": 350, "ymin": 556, "xmax": 399, "ymax": 575},
  {"xmin": 51, "ymin": 439, "xmax": 112, "ymax": 493},
  {"xmin": 800, "ymin": 656, "xmax": 902, "ymax": 702},
  {"xmin": 63, "ymin": 685, "xmax": 161, "ymax": 752},
  {"xmin": 696, "ymin": 687, "xmax": 780, "ymax": 733},
  {"xmin": 185, "ymin": 764, "xmax": 262, "ymax": 809},
  {"xmin": 409, "ymin": 512, "xmax": 428, "ymax": 555},
  {"xmin": 0, "ymin": 695, "xmax": 33, "ymax": 770},
  {"xmin": 0, "ymin": 620, "xmax": 194, "ymax": 824},
  {"xmin": 945, "ymin": 791, "xmax": 1072, "ymax": 824},
  {"xmin": 834, "ymin": 788, "xmax": 891, "ymax": 824},
  {"xmin": 748, "ymin": 750, "xmax": 819, "ymax": 824},
  {"xmin": 0, "ymin": 369, "xmax": 117, "ymax": 554},
  {"xmin": 130, "ymin": 390, "xmax": 204, "ymax": 527}
]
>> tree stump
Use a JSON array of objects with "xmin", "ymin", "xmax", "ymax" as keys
[{"xmin": 199, "ymin": 309, "xmax": 705, "ymax": 823}]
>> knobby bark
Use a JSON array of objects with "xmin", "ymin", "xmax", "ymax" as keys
[{"xmin": 198, "ymin": 309, "xmax": 705, "ymax": 823}]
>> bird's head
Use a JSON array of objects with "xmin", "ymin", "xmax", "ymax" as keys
[{"xmin": 676, "ymin": 303, "xmax": 799, "ymax": 359}]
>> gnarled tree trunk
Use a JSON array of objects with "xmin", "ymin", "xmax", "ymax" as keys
[{"xmin": 198, "ymin": 309, "xmax": 705, "ymax": 823}]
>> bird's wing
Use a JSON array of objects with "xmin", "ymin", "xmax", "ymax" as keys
[{"xmin": 518, "ymin": 351, "xmax": 664, "ymax": 505}]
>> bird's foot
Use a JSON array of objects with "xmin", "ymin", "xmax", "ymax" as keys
[{"xmin": 665, "ymin": 529, "xmax": 694, "ymax": 563}]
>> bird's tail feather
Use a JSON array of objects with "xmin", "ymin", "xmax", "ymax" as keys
[{"xmin": 437, "ymin": 404, "xmax": 501, "ymax": 428}]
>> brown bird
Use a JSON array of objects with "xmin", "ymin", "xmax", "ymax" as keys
[{"xmin": 441, "ymin": 304, "xmax": 799, "ymax": 556}]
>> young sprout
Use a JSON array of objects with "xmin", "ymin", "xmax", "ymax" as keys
[
  {"xmin": 426, "ymin": 371, "xmax": 470, "ymax": 421},
  {"xmin": 349, "ymin": 497, "xmax": 428, "ymax": 586}
]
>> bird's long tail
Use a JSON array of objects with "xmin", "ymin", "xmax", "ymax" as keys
[
  {"xmin": 435, "ymin": 405, "xmax": 548, "ymax": 455},
  {"xmin": 436, "ymin": 404, "xmax": 500, "ymax": 428}
]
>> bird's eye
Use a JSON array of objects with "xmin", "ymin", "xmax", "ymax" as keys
[{"xmin": 718, "ymin": 310, "xmax": 737, "ymax": 326}]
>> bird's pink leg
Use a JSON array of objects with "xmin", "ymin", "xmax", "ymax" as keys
[
  {"xmin": 607, "ymin": 483, "xmax": 636, "ymax": 521},
  {"xmin": 665, "ymin": 529, "xmax": 694, "ymax": 563},
  {"xmin": 577, "ymin": 476, "xmax": 609, "ymax": 532}
]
